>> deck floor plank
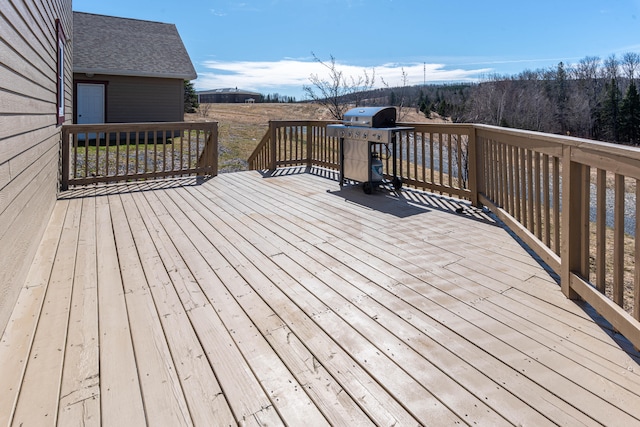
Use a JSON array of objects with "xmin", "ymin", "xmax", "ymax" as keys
[
  {"xmin": 58, "ymin": 194, "xmax": 100, "ymax": 426},
  {"xmin": 211, "ymin": 172, "xmax": 604, "ymax": 426},
  {"xmin": 108, "ymin": 194, "xmax": 194, "ymax": 426},
  {"xmin": 211, "ymin": 172, "xmax": 625, "ymax": 425},
  {"xmin": 147, "ymin": 188, "xmax": 331, "ymax": 426},
  {"xmin": 156, "ymin": 186, "xmax": 417, "ymax": 426},
  {"xmin": 2, "ymin": 170, "xmax": 640, "ymax": 426},
  {"xmin": 120, "ymin": 191, "xmax": 237, "ymax": 426},
  {"xmin": 193, "ymin": 177, "xmax": 549, "ymax": 425},
  {"xmin": 136, "ymin": 190, "xmax": 284, "ymax": 426},
  {"xmin": 11, "ymin": 198, "xmax": 82, "ymax": 426},
  {"xmin": 168, "ymin": 185, "xmax": 423, "ymax": 425},
  {"xmin": 0, "ymin": 199, "xmax": 69, "ymax": 426},
  {"xmin": 95, "ymin": 196, "xmax": 147, "ymax": 426}
]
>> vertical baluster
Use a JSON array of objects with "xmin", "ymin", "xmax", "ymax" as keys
[
  {"xmin": 527, "ymin": 149, "xmax": 534, "ymax": 233},
  {"xmin": 180, "ymin": 128, "xmax": 185, "ymax": 172},
  {"xmin": 513, "ymin": 146, "xmax": 521, "ymax": 222},
  {"xmin": 299, "ymin": 125, "xmax": 302, "ymax": 163},
  {"xmin": 507, "ymin": 145, "xmax": 515, "ymax": 217},
  {"xmin": 543, "ymin": 154, "xmax": 551, "ymax": 247},
  {"xmin": 596, "ymin": 169, "xmax": 606, "ymax": 293},
  {"xmin": 494, "ymin": 141, "xmax": 500, "ymax": 207},
  {"xmin": 126, "ymin": 130, "xmax": 131, "ymax": 176},
  {"xmin": 72, "ymin": 131, "xmax": 78, "ymax": 179},
  {"xmin": 553, "ymin": 157, "xmax": 561, "ymax": 255},
  {"xmin": 162, "ymin": 130, "xmax": 168, "ymax": 173},
  {"xmin": 103, "ymin": 132, "xmax": 109, "ymax": 177},
  {"xmin": 447, "ymin": 134, "xmax": 453, "ymax": 195},
  {"xmin": 535, "ymin": 152, "xmax": 542, "ymax": 239},
  {"xmin": 438, "ymin": 133, "xmax": 444, "ymax": 190},
  {"xmin": 405, "ymin": 130, "xmax": 410, "ymax": 183},
  {"xmin": 412, "ymin": 131, "xmax": 417, "ymax": 184},
  {"xmin": 134, "ymin": 130, "xmax": 140, "ymax": 175},
  {"xmin": 635, "ymin": 180, "xmax": 640, "ymax": 321},
  {"xmin": 457, "ymin": 135, "xmax": 463, "ymax": 190},
  {"xmin": 420, "ymin": 132, "xmax": 426, "ymax": 189},
  {"xmin": 115, "ymin": 131, "xmax": 120, "ymax": 177},
  {"xmin": 485, "ymin": 139, "xmax": 496, "ymax": 202},
  {"xmin": 581, "ymin": 165, "xmax": 591, "ymax": 280},
  {"xmin": 171, "ymin": 128, "xmax": 176, "ymax": 173},
  {"xmin": 500, "ymin": 142, "xmax": 507, "ymax": 210},
  {"xmin": 429, "ymin": 132, "xmax": 435, "ymax": 185},
  {"xmin": 82, "ymin": 133, "xmax": 88, "ymax": 179},
  {"xmin": 613, "ymin": 174, "xmax": 625, "ymax": 306},
  {"xmin": 153, "ymin": 130, "xmax": 159, "ymax": 176}
]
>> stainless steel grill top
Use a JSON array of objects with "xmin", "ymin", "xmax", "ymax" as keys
[
  {"xmin": 342, "ymin": 106, "xmax": 396, "ymax": 128},
  {"xmin": 326, "ymin": 106, "xmax": 410, "ymax": 144}
]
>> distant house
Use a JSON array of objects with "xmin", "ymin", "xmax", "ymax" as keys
[
  {"xmin": 73, "ymin": 12, "xmax": 197, "ymax": 124},
  {"xmin": 198, "ymin": 88, "xmax": 263, "ymax": 103}
]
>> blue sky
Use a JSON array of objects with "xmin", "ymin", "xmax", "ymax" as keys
[{"xmin": 73, "ymin": 0, "xmax": 640, "ymax": 99}]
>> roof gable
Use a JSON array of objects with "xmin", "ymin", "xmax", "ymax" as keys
[{"xmin": 73, "ymin": 12, "xmax": 197, "ymax": 80}]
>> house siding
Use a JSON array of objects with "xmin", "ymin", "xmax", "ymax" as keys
[
  {"xmin": 0, "ymin": 0, "xmax": 72, "ymax": 335},
  {"xmin": 74, "ymin": 73, "xmax": 184, "ymax": 122}
]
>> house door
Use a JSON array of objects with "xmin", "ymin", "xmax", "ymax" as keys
[{"xmin": 77, "ymin": 83, "xmax": 105, "ymax": 124}]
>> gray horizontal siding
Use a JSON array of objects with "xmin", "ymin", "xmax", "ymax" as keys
[
  {"xmin": 0, "ymin": 0, "xmax": 71, "ymax": 336},
  {"xmin": 76, "ymin": 74, "xmax": 184, "ymax": 122}
]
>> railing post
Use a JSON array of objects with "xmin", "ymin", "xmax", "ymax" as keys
[
  {"xmin": 560, "ymin": 145, "xmax": 585, "ymax": 300},
  {"xmin": 468, "ymin": 125, "xmax": 481, "ymax": 207},
  {"xmin": 61, "ymin": 126, "xmax": 69, "ymax": 191},
  {"xmin": 306, "ymin": 124, "xmax": 313, "ymax": 169},
  {"xmin": 211, "ymin": 122, "xmax": 218, "ymax": 177},
  {"xmin": 269, "ymin": 121, "xmax": 277, "ymax": 171}
]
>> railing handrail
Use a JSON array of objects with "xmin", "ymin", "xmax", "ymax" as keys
[{"xmin": 251, "ymin": 119, "xmax": 640, "ymax": 350}]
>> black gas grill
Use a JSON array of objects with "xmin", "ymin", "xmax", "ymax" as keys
[{"xmin": 326, "ymin": 107, "xmax": 413, "ymax": 193}]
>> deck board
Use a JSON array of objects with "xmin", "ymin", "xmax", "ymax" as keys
[
  {"xmin": 0, "ymin": 199, "xmax": 69, "ymax": 426},
  {"xmin": 1, "ymin": 169, "xmax": 640, "ymax": 426},
  {"xmin": 58, "ymin": 194, "xmax": 100, "ymax": 426}
]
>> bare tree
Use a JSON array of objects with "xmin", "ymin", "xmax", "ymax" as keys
[
  {"xmin": 603, "ymin": 54, "xmax": 620, "ymax": 80},
  {"xmin": 381, "ymin": 67, "xmax": 412, "ymax": 121},
  {"xmin": 573, "ymin": 56, "xmax": 602, "ymax": 138},
  {"xmin": 622, "ymin": 52, "xmax": 640, "ymax": 80},
  {"xmin": 197, "ymin": 102, "xmax": 212, "ymax": 118},
  {"xmin": 303, "ymin": 53, "xmax": 375, "ymax": 120}
]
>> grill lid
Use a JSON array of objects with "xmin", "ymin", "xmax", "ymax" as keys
[{"xmin": 343, "ymin": 106, "xmax": 396, "ymax": 128}]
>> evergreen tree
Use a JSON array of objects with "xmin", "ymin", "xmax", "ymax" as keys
[
  {"xmin": 389, "ymin": 91, "xmax": 397, "ymax": 106},
  {"xmin": 555, "ymin": 62, "xmax": 569, "ymax": 134},
  {"xmin": 620, "ymin": 81, "xmax": 640, "ymax": 144},
  {"xmin": 183, "ymin": 80, "xmax": 198, "ymax": 113},
  {"xmin": 602, "ymin": 78, "xmax": 622, "ymax": 142}
]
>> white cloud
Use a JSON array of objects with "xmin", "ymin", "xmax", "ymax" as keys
[{"xmin": 195, "ymin": 59, "xmax": 491, "ymax": 97}]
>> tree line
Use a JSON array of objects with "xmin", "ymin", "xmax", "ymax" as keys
[{"xmin": 388, "ymin": 53, "xmax": 640, "ymax": 145}]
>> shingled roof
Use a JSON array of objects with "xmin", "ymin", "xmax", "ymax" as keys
[{"xmin": 73, "ymin": 12, "xmax": 197, "ymax": 80}]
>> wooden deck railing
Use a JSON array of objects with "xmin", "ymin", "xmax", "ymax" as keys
[
  {"xmin": 249, "ymin": 119, "xmax": 640, "ymax": 349},
  {"xmin": 61, "ymin": 121, "xmax": 218, "ymax": 190}
]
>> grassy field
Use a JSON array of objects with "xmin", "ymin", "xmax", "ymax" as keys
[{"xmin": 185, "ymin": 103, "xmax": 441, "ymax": 173}]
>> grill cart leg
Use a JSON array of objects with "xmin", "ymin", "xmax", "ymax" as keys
[{"xmin": 391, "ymin": 135, "xmax": 402, "ymax": 191}]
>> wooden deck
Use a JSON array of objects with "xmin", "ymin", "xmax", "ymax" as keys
[{"xmin": 1, "ymin": 168, "xmax": 640, "ymax": 426}]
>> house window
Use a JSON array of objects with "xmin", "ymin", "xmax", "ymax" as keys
[{"xmin": 56, "ymin": 19, "xmax": 65, "ymax": 125}]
